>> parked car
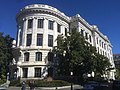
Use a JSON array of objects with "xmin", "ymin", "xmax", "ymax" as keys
[
  {"xmin": 112, "ymin": 80, "xmax": 120, "ymax": 90},
  {"xmin": 83, "ymin": 81, "xmax": 99, "ymax": 90}
]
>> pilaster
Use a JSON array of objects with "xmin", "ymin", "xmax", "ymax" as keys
[
  {"xmin": 43, "ymin": 19, "xmax": 48, "ymax": 48},
  {"xmin": 31, "ymin": 17, "xmax": 37, "ymax": 47}
]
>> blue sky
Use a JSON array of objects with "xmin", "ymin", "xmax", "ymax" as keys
[{"xmin": 0, "ymin": 0, "xmax": 120, "ymax": 54}]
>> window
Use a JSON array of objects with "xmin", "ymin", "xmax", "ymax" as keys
[
  {"xmin": 48, "ymin": 35, "xmax": 53, "ymax": 47},
  {"xmin": 36, "ymin": 52, "xmax": 42, "ymax": 61},
  {"xmin": 81, "ymin": 29, "xmax": 84, "ymax": 36},
  {"xmin": 85, "ymin": 32, "xmax": 88, "ymax": 40},
  {"xmin": 102, "ymin": 42, "xmax": 104, "ymax": 48},
  {"xmin": 37, "ymin": 19, "xmax": 44, "ymax": 28},
  {"xmin": 24, "ymin": 52, "xmax": 29, "ymax": 61},
  {"xmin": 65, "ymin": 28, "xmax": 67, "ymax": 36},
  {"xmin": 48, "ymin": 20, "xmax": 54, "ymax": 30},
  {"xmin": 57, "ymin": 24, "xmax": 61, "ymax": 33},
  {"xmin": 22, "ymin": 68, "xmax": 28, "ymax": 78},
  {"xmin": 28, "ymin": 19, "xmax": 33, "ymax": 29},
  {"xmin": 37, "ymin": 34, "xmax": 43, "ymax": 46},
  {"xmin": 35, "ymin": 68, "xmax": 41, "ymax": 77},
  {"xmin": 89, "ymin": 35, "xmax": 92, "ymax": 42},
  {"xmin": 104, "ymin": 44, "xmax": 106, "ymax": 50},
  {"xmin": 48, "ymin": 52, "xmax": 54, "ymax": 62},
  {"xmin": 26, "ymin": 34, "xmax": 32, "ymax": 46},
  {"xmin": 99, "ymin": 40, "xmax": 101, "ymax": 47},
  {"xmin": 96, "ymin": 37, "xmax": 98, "ymax": 44},
  {"xmin": 97, "ymin": 47, "xmax": 99, "ymax": 53}
]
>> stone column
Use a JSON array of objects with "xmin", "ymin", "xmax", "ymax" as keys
[
  {"xmin": 53, "ymin": 22, "xmax": 57, "ymax": 46},
  {"xmin": 22, "ymin": 18, "xmax": 27, "ymax": 47},
  {"xmin": 31, "ymin": 17, "xmax": 37, "ymax": 47},
  {"xmin": 16, "ymin": 26, "xmax": 20, "ymax": 47},
  {"xmin": 43, "ymin": 19, "xmax": 48, "ymax": 48}
]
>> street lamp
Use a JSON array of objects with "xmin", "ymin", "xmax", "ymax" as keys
[{"xmin": 71, "ymin": 72, "xmax": 73, "ymax": 90}]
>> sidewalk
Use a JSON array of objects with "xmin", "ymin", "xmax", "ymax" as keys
[{"xmin": 6, "ymin": 85, "xmax": 83, "ymax": 90}]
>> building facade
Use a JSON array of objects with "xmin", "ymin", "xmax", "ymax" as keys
[
  {"xmin": 11, "ymin": 4, "xmax": 115, "ymax": 80},
  {"xmin": 113, "ymin": 54, "xmax": 120, "ymax": 69}
]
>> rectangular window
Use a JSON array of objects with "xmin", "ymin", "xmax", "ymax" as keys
[
  {"xmin": 48, "ymin": 20, "xmax": 54, "ymax": 30},
  {"xmin": 57, "ymin": 24, "xmax": 61, "ymax": 33},
  {"xmin": 37, "ymin": 34, "xmax": 43, "ymax": 46},
  {"xmin": 28, "ymin": 19, "xmax": 33, "ymax": 29},
  {"xmin": 48, "ymin": 35, "xmax": 53, "ymax": 47},
  {"xmin": 35, "ymin": 68, "xmax": 41, "ymax": 77},
  {"xmin": 81, "ymin": 29, "xmax": 84, "ymax": 36},
  {"xmin": 99, "ymin": 40, "xmax": 101, "ymax": 47},
  {"xmin": 65, "ymin": 28, "xmax": 67, "ymax": 36},
  {"xmin": 85, "ymin": 32, "xmax": 88, "ymax": 40},
  {"xmin": 36, "ymin": 52, "xmax": 42, "ymax": 61},
  {"xmin": 24, "ymin": 52, "xmax": 29, "ymax": 61},
  {"xmin": 89, "ymin": 35, "xmax": 92, "ymax": 42},
  {"xmin": 26, "ymin": 34, "xmax": 32, "ymax": 46},
  {"xmin": 96, "ymin": 37, "xmax": 98, "ymax": 44},
  {"xmin": 22, "ymin": 68, "xmax": 28, "ymax": 78},
  {"xmin": 37, "ymin": 19, "xmax": 44, "ymax": 28}
]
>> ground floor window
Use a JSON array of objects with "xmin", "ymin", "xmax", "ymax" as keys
[
  {"xmin": 35, "ymin": 68, "xmax": 41, "ymax": 77},
  {"xmin": 22, "ymin": 68, "xmax": 28, "ymax": 78}
]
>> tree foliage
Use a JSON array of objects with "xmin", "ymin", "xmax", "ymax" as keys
[
  {"xmin": 0, "ymin": 32, "xmax": 14, "ymax": 79},
  {"xmin": 53, "ymin": 29, "xmax": 110, "ymax": 78}
]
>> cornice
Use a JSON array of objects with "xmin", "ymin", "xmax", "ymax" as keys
[{"xmin": 16, "ymin": 4, "xmax": 70, "ymax": 23}]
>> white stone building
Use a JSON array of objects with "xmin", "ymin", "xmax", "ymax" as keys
[{"xmin": 10, "ymin": 4, "xmax": 115, "ymax": 80}]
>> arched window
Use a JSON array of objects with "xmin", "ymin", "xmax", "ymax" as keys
[
  {"xmin": 36, "ymin": 52, "xmax": 42, "ymax": 61},
  {"xmin": 24, "ymin": 52, "xmax": 29, "ymax": 61},
  {"xmin": 48, "ymin": 52, "xmax": 54, "ymax": 62}
]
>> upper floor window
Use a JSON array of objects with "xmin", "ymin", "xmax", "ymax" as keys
[
  {"xmin": 96, "ymin": 37, "xmax": 98, "ymax": 44},
  {"xmin": 37, "ymin": 19, "xmax": 44, "ymax": 28},
  {"xmin": 37, "ymin": 34, "xmax": 43, "ymax": 46},
  {"xmin": 48, "ymin": 35, "xmax": 53, "ymax": 47},
  {"xmin": 24, "ymin": 52, "xmax": 29, "ymax": 61},
  {"xmin": 99, "ymin": 40, "xmax": 101, "ymax": 47},
  {"xmin": 48, "ymin": 20, "xmax": 54, "ymax": 30},
  {"xmin": 65, "ymin": 28, "xmax": 67, "ymax": 36},
  {"xmin": 89, "ymin": 35, "xmax": 92, "ymax": 42},
  {"xmin": 102, "ymin": 42, "xmax": 104, "ymax": 48},
  {"xmin": 35, "ymin": 68, "xmax": 41, "ymax": 77},
  {"xmin": 85, "ymin": 32, "xmax": 88, "ymax": 40},
  {"xmin": 81, "ymin": 29, "xmax": 84, "ymax": 36},
  {"xmin": 28, "ymin": 19, "xmax": 33, "ymax": 29},
  {"xmin": 36, "ymin": 52, "xmax": 42, "ymax": 61},
  {"xmin": 57, "ymin": 24, "xmax": 61, "ymax": 33},
  {"xmin": 26, "ymin": 34, "xmax": 32, "ymax": 46}
]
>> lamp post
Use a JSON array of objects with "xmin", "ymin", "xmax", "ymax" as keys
[{"xmin": 71, "ymin": 71, "xmax": 73, "ymax": 90}]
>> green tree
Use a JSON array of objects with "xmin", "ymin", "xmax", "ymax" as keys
[
  {"xmin": 93, "ymin": 53, "xmax": 111, "ymax": 77},
  {"xmin": 0, "ymin": 32, "xmax": 13, "ymax": 79},
  {"xmin": 53, "ymin": 29, "xmax": 111, "ymax": 78}
]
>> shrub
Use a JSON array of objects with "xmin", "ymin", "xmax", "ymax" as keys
[
  {"xmin": 34, "ymin": 80, "xmax": 70, "ymax": 87},
  {"xmin": 10, "ymin": 79, "xmax": 70, "ymax": 87},
  {"xmin": 9, "ymin": 79, "xmax": 21, "ymax": 86},
  {"xmin": 0, "ymin": 79, "xmax": 6, "ymax": 85}
]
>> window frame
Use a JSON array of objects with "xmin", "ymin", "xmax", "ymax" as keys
[
  {"xmin": 48, "ymin": 20, "xmax": 54, "ymax": 30},
  {"xmin": 24, "ymin": 52, "xmax": 29, "ymax": 61},
  {"xmin": 36, "ymin": 52, "xmax": 42, "ymax": 61},
  {"xmin": 27, "ymin": 19, "xmax": 33, "ymax": 29},
  {"xmin": 48, "ymin": 35, "xmax": 53, "ymax": 47},
  {"xmin": 37, "ymin": 34, "xmax": 43, "ymax": 46},
  {"xmin": 37, "ymin": 19, "xmax": 44, "ymax": 28},
  {"xmin": 26, "ymin": 34, "xmax": 32, "ymax": 46},
  {"xmin": 34, "ymin": 68, "xmax": 41, "ymax": 77}
]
